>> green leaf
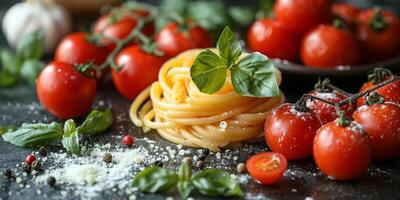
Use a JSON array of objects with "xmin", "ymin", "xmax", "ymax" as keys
[
  {"xmin": 216, "ymin": 26, "xmax": 242, "ymax": 67},
  {"xmin": 0, "ymin": 126, "xmax": 16, "ymax": 136},
  {"xmin": 178, "ymin": 163, "xmax": 193, "ymax": 199},
  {"xmin": 190, "ymin": 49, "xmax": 227, "ymax": 94},
  {"xmin": 1, "ymin": 122, "xmax": 63, "ymax": 148},
  {"xmin": 160, "ymin": 0, "xmax": 187, "ymax": 15},
  {"xmin": 77, "ymin": 108, "xmax": 114, "ymax": 135},
  {"xmin": 62, "ymin": 119, "xmax": 80, "ymax": 155},
  {"xmin": 231, "ymin": 53, "xmax": 279, "ymax": 97},
  {"xmin": 132, "ymin": 167, "xmax": 179, "ymax": 193},
  {"xmin": 1, "ymin": 49, "xmax": 21, "ymax": 75},
  {"xmin": 17, "ymin": 31, "xmax": 44, "ymax": 60},
  {"xmin": 256, "ymin": 0, "xmax": 275, "ymax": 19},
  {"xmin": 20, "ymin": 59, "xmax": 44, "ymax": 86},
  {"xmin": 228, "ymin": 6, "xmax": 255, "ymax": 26},
  {"xmin": 0, "ymin": 70, "xmax": 18, "ymax": 87},
  {"xmin": 187, "ymin": 1, "xmax": 231, "ymax": 32},
  {"xmin": 192, "ymin": 169, "xmax": 243, "ymax": 197}
]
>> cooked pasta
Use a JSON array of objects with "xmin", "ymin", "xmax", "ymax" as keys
[{"xmin": 130, "ymin": 49, "xmax": 284, "ymax": 151}]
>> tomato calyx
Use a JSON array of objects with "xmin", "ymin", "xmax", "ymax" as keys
[
  {"xmin": 368, "ymin": 67, "xmax": 392, "ymax": 84},
  {"xmin": 365, "ymin": 92, "xmax": 385, "ymax": 105},
  {"xmin": 75, "ymin": 61, "xmax": 96, "ymax": 78},
  {"xmin": 295, "ymin": 95, "xmax": 311, "ymax": 112},
  {"xmin": 335, "ymin": 109, "xmax": 353, "ymax": 127},
  {"xmin": 369, "ymin": 7, "xmax": 388, "ymax": 32},
  {"xmin": 314, "ymin": 78, "xmax": 332, "ymax": 93},
  {"xmin": 332, "ymin": 18, "xmax": 348, "ymax": 30}
]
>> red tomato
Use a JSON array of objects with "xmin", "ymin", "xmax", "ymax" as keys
[
  {"xmin": 246, "ymin": 152, "xmax": 287, "ymax": 185},
  {"xmin": 265, "ymin": 103, "xmax": 322, "ymax": 160},
  {"xmin": 331, "ymin": 3, "xmax": 360, "ymax": 24},
  {"xmin": 55, "ymin": 32, "xmax": 111, "ymax": 65},
  {"xmin": 155, "ymin": 22, "xmax": 212, "ymax": 58},
  {"xmin": 274, "ymin": 0, "xmax": 332, "ymax": 35},
  {"xmin": 356, "ymin": 78, "xmax": 400, "ymax": 106},
  {"xmin": 93, "ymin": 9, "xmax": 154, "ymax": 48},
  {"xmin": 353, "ymin": 102, "xmax": 400, "ymax": 160},
  {"xmin": 313, "ymin": 121, "xmax": 371, "ymax": 180},
  {"xmin": 112, "ymin": 45, "xmax": 167, "ymax": 100},
  {"xmin": 300, "ymin": 25, "xmax": 361, "ymax": 67},
  {"xmin": 37, "ymin": 62, "xmax": 97, "ymax": 119},
  {"xmin": 247, "ymin": 19, "xmax": 300, "ymax": 62},
  {"xmin": 357, "ymin": 8, "xmax": 400, "ymax": 62},
  {"xmin": 307, "ymin": 90, "xmax": 355, "ymax": 124}
]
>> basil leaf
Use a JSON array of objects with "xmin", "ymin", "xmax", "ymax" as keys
[
  {"xmin": 257, "ymin": 0, "xmax": 275, "ymax": 19},
  {"xmin": 190, "ymin": 50, "xmax": 227, "ymax": 94},
  {"xmin": 132, "ymin": 167, "xmax": 179, "ymax": 193},
  {"xmin": 62, "ymin": 119, "xmax": 80, "ymax": 155},
  {"xmin": 1, "ymin": 49, "xmax": 20, "ymax": 75},
  {"xmin": 17, "ymin": 31, "xmax": 44, "ymax": 60},
  {"xmin": 20, "ymin": 59, "xmax": 44, "ymax": 86},
  {"xmin": 160, "ymin": 0, "xmax": 187, "ymax": 15},
  {"xmin": 77, "ymin": 108, "xmax": 113, "ymax": 135},
  {"xmin": 228, "ymin": 6, "xmax": 255, "ymax": 27},
  {"xmin": 231, "ymin": 53, "xmax": 279, "ymax": 97},
  {"xmin": 192, "ymin": 169, "xmax": 243, "ymax": 197},
  {"xmin": 1, "ymin": 122, "xmax": 63, "ymax": 147},
  {"xmin": 0, "ymin": 126, "xmax": 16, "ymax": 136},
  {"xmin": 187, "ymin": 1, "xmax": 231, "ymax": 33},
  {"xmin": 0, "ymin": 70, "xmax": 18, "ymax": 87},
  {"xmin": 216, "ymin": 26, "xmax": 242, "ymax": 67},
  {"xmin": 178, "ymin": 163, "xmax": 193, "ymax": 199}
]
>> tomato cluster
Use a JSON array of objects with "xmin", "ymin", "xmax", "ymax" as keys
[
  {"xmin": 247, "ymin": 0, "xmax": 400, "ymax": 67},
  {"xmin": 36, "ymin": 5, "xmax": 212, "ymax": 119},
  {"xmin": 247, "ymin": 69, "xmax": 400, "ymax": 184}
]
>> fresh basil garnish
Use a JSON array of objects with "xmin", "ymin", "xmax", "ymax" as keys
[
  {"xmin": 20, "ymin": 59, "xmax": 44, "ymax": 86},
  {"xmin": 192, "ymin": 169, "xmax": 243, "ymax": 197},
  {"xmin": 16, "ymin": 31, "xmax": 44, "ymax": 60},
  {"xmin": 190, "ymin": 26, "xmax": 279, "ymax": 97},
  {"xmin": 132, "ymin": 167, "xmax": 179, "ymax": 193},
  {"xmin": 62, "ymin": 119, "xmax": 80, "ymax": 155},
  {"xmin": 177, "ymin": 163, "xmax": 193, "ymax": 199},
  {"xmin": 1, "ymin": 122, "xmax": 63, "ymax": 147},
  {"xmin": 77, "ymin": 108, "xmax": 114, "ymax": 135}
]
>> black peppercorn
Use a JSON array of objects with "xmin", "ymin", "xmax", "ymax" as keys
[
  {"xmin": 22, "ymin": 163, "xmax": 31, "ymax": 174},
  {"xmin": 4, "ymin": 169, "xmax": 12, "ymax": 178},
  {"xmin": 203, "ymin": 148, "xmax": 210, "ymax": 156},
  {"xmin": 39, "ymin": 147, "xmax": 47, "ymax": 157},
  {"xmin": 196, "ymin": 161, "xmax": 205, "ymax": 169},
  {"xmin": 47, "ymin": 176, "xmax": 56, "ymax": 187},
  {"xmin": 31, "ymin": 160, "xmax": 42, "ymax": 172},
  {"xmin": 198, "ymin": 154, "xmax": 206, "ymax": 161},
  {"xmin": 102, "ymin": 153, "xmax": 112, "ymax": 163},
  {"xmin": 153, "ymin": 160, "xmax": 163, "ymax": 167}
]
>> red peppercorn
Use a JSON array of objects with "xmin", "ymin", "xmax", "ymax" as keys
[
  {"xmin": 122, "ymin": 135, "xmax": 134, "ymax": 147},
  {"xmin": 25, "ymin": 154, "xmax": 36, "ymax": 165}
]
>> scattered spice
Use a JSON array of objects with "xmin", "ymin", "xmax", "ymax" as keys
[
  {"xmin": 39, "ymin": 146, "xmax": 47, "ymax": 157},
  {"xmin": 236, "ymin": 163, "xmax": 246, "ymax": 173},
  {"xmin": 198, "ymin": 154, "xmax": 206, "ymax": 161},
  {"xmin": 103, "ymin": 153, "xmax": 113, "ymax": 163},
  {"xmin": 22, "ymin": 163, "xmax": 31, "ymax": 174},
  {"xmin": 25, "ymin": 154, "xmax": 36, "ymax": 165},
  {"xmin": 31, "ymin": 160, "xmax": 42, "ymax": 172},
  {"xmin": 196, "ymin": 161, "xmax": 205, "ymax": 169},
  {"xmin": 123, "ymin": 135, "xmax": 134, "ymax": 147},
  {"xmin": 182, "ymin": 157, "xmax": 192, "ymax": 165},
  {"xmin": 153, "ymin": 160, "xmax": 163, "ymax": 167},
  {"xmin": 4, "ymin": 169, "xmax": 12, "ymax": 178},
  {"xmin": 47, "ymin": 176, "xmax": 56, "ymax": 187},
  {"xmin": 203, "ymin": 149, "xmax": 210, "ymax": 156}
]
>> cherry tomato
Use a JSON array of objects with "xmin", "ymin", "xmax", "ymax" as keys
[
  {"xmin": 246, "ymin": 152, "xmax": 287, "ymax": 185},
  {"xmin": 155, "ymin": 22, "xmax": 212, "ymax": 58},
  {"xmin": 247, "ymin": 19, "xmax": 300, "ymax": 62},
  {"xmin": 300, "ymin": 25, "xmax": 361, "ymax": 67},
  {"xmin": 313, "ymin": 120, "xmax": 371, "ymax": 180},
  {"xmin": 353, "ymin": 102, "xmax": 400, "ymax": 160},
  {"xmin": 25, "ymin": 154, "xmax": 36, "ymax": 165},
  {"xmin": 357, "ymin": 8, "xmax": 400, "ymax": 62},
  {"xmin": 274, "ymin": 0, "xmax": 332, "ymax": 35},
  {"xmin": 331, "ymin": 3, "xmax": 360, "ymax": 24},
  {"xmin": 93, "ymin": 9, "xmax": 154, "ymax": 48},
  {"xmin": 112, "ymin": 45, "xmax": 167, "ymax": 100},
  {"xmin": 307, "ymin": 90, "xmax": 355, "ymax": 124},
  {"xmin": 356, "ymin": 78, "xmax": 400, "ymax": 107},
  {"xmin": 37, "ymin": 61, "xmax": 97, "ymax": 119},
  {"xmin": 265, "ymin": 103, "xmax": 322, "ymax": 160}
]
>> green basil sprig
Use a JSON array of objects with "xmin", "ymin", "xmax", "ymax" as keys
[
  {"xmin": 62, "ymin": 119, "xmax": 80, "ymax": 155},
  {"xmin": 77, "ymin": 108, "xmax": 114, "ymax": 135},
  {"xmin": 132, "ymin": 162, "xmax": 243, "ymax": 199},
  {"xmin": 1, "ymin": 122, "xmax": 63, "ymax": 148},
  {"xmin": 190, "ymin": 26, "xmax": 280, "ymax": 97}
]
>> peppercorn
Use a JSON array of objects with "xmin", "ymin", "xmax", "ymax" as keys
[
  {"xmin": 198, "ymin": 154, "xmax": 206, "ymax": 161},
  {"xmin": 39, "ymin": 147, "xmax": 47, "ymax": 157},
  {"xmin": 196, "ymin": 161, "xmax": 205, "ymax": 169},
  {"xmin": 122, "ymin": 135, "xmax": 134, "ymax": 147},
  {"xmin": 22, "ymin": 163, "xmax": 31, "ymax": 174},
  {"xmin": 25, "ymin": 154, "xmax": 36, "ymax": 165},
  {"xmin": 47, "ymin": 176, "xmax": 56, "ymax": 187},
  {"xmin": 3, "ymin": 169, "xmax": 12, "ymax": 178},
  {"xmin": 236, "ymin": 163, "xmax": 246, "ymax": 173},
  {"xmin": 182, "ymin": 157, "xmax": 192, "ymax": 165},
  {"xmin": 203, "ymin": 148, "xmax": 210, "ymax": 156},
  {"xmin": 31, "ymin": 160, "xmax": 42, "ymax": 172},
  {"xmin": 153, "ymin": 160, "xmax": 163, "ymax": 167},
  {"xmin": 103, "ymin": 153, "xmax": 113, "ymax": 163}
]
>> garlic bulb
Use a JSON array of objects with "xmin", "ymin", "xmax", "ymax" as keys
[{"xmin": 2, "ymin": 0, "xmax": 72, "ymax": 53}]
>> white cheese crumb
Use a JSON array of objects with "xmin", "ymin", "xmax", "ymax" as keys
[
  {"xmin": 219, "ymin": 121, "xmax": 227, "ymax": 132},
  {"xmin": 16, "ymin": 177, "xmax": 22, "ymax": 183},
  {"xmin": 216, "ymin": 152, "xmax": 221, "ymax": 159}
]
